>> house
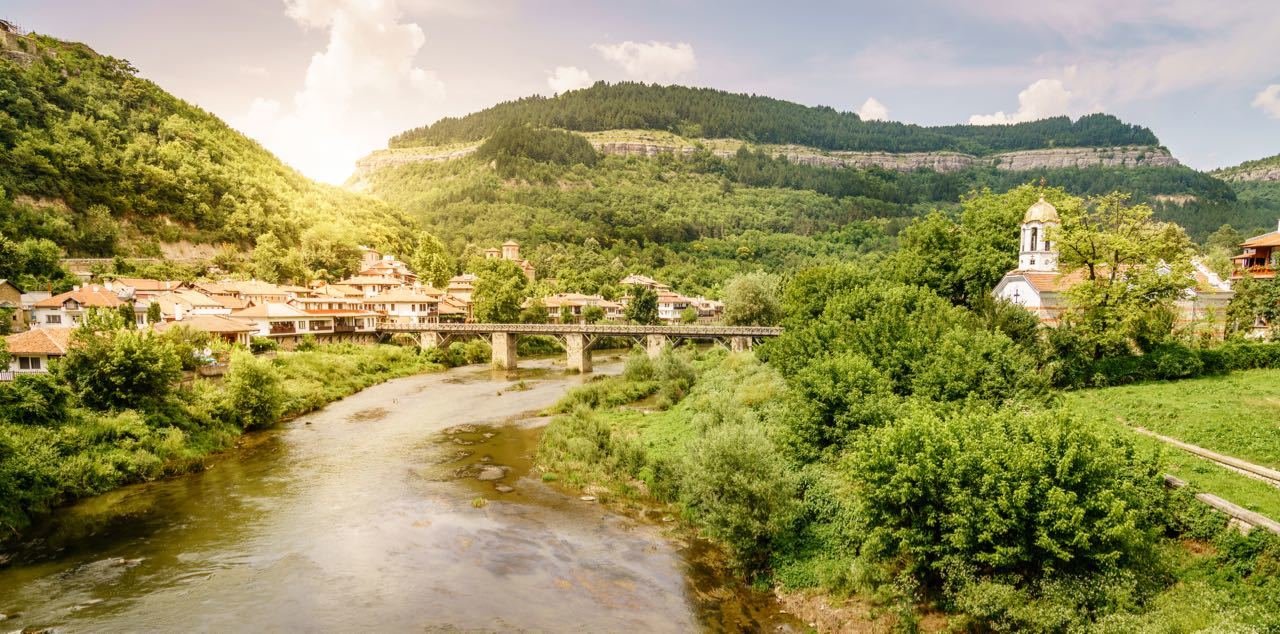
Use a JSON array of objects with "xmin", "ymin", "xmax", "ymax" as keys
[
  {"xmin": 536, "ymin": 293, "xmax": 625, "ymax": 323},
  {"xmin": 151, "ymin": 315, "xmax": 257, "ymax": 346},
  {"xmin": 447, "ymin": 274, "xmax": 478, "ymax": 302},
  {"xmin": 620, "ymin": 274, "xmax": 672, "ymax": 293},
  {"xmin": 358, "ymin": 254, "xmax": 417, "ymax": 285},
  {"xmin": 332, "ymin": 274, "xmax": 404, "ymax": 299},
  {"xmin": 438, "ymin": 295, "xmax": 471, "ymax": 322},
  {"xmin": 148, "ymin": 290, "xmax": 233, "ymax": 321},
  {"xmin": 104, "ymin": 277, "xmax": 185, "ymax": 301},
  {"xmin": 4, "ymin": 327, "xmax": 74, "ymax": 374},
  {"xmin": 364, "ymin": 286, "xmax": 446, "ymax": 325},
  {"xmin": 233, "ymin": 303, "xmax": 330, "ymax": 347},
  {"xmin": 657, "ymin": 291, "xmax": 694, "ymax": 323},
  {"xmin": 215, "ymin": 280, "xmax": 301, "ymax": 306},
  {"xmin": 690, "ymin": 297, "xmax": 725, "ymax": 321},
  {"xmin": 993, "ymin": 197, "xmax": 1234, "ymax": 333},
  {"xmin": 0, "ymin": 279, "xmax": 26, "ymax": 333},
  {"xmin": 30, "ymin": 285, "xmax": 124, "ymax": 328},
  {"xmin": 1230, "ymin": 221, "xmax": 1280, "ymax": 280}
]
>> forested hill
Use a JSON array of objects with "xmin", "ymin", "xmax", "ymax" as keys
[
  {"xmin": 389, "ymin": 82, "xmax": 1160, "ymax": 155},
  {"xmin": 1213, "ymin": 153, "xmax": 1280, "ymax": 182},
  {"xmin": 0, "ymin": 26, "xmax": 414, "ymax": 259}
]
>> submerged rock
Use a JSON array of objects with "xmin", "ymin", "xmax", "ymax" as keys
[
  {"xmin": 477, "ymin": 466, "xmax": 506, "ymax": 481},
  {"xmin": 494, "ymin": 485, "xmax": 514, "ymax": 493}
]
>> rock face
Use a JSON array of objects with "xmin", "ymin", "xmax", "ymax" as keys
[
  {"xmin": 351, "ymin": 140, "xmax": 1179, "ymax": 185},
  {"xmin": 1217, "ymin": 166, "xmax": 1280, "ymax": 182}
]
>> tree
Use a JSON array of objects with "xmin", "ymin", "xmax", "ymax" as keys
[
  {"xmin": 60, "ymin": 324, "xmax": 182, "ymax": 411},
  {"xmin": 519, "ymin": 297, "xmax": 549, "ymax": 324},
  {"xmin": 116, "ymin": 302, "xmax": 136, "ymax": 329},
  {"xmin": 680, "ymin": 306, "xmax": 699, "ymax": 324},
  {"xmin": 1055, "ymin": 192, "xmax": 1195, "ymax": 356},
  {"xmin": 252, "ymin": 232, "xmax": 287, "ymax": 283},
  {"xmin": 722, "ymin": 272, "xmax": 782, "ymax": 326},
  {"xmin": 146, "ymin": 301, "xmax": 162, "ymax": 324},
  {"xmin": 77, "ymin": 205, "xmax": 120, "ymax": 257},
  {"xmin": 559, "ymin": 304, "xmax": 576, "ymax": 324},
  {"xmin": 0, "ymin": 336, "xmax": 8, "ymax": 368},
  {"xmin": 625, "ymin": 285, "xmax": 659, "ymax": 325},
  {"xmin": 224, "ymin": 350, "xmax": 284, "ymax": 429},
  {"xmin": 300, "ymin": 223, "xmax": 361, "ymax": 282},
  {"xmin": 471, "ymin": 258, "xmax": 528, "ymax": 323},
  {"xmin": 582, "ymin": 304, "xmax": 606, "ymax": 324},
  {"xmin": 1206, "ymin": 224, "xmax": 1244, "ymax": 252},
  {"xmin": 410, "ymin": 232, "xmax": 455, "ymax": 288}
]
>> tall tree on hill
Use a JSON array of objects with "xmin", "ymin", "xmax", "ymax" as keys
[
  {"xmin": 410, "ymin": 232, "xmax": 455, "ymax": 288},
  {"xmin": 625, "ymin": 286, "xmax": 659, "ymax": 325},
  {"xmin": 722, "ymin": 272, "xmax": 782, "ymax": 326}
]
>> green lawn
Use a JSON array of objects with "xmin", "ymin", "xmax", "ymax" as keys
[
  {"xmin": 1066, "ymin": 369, "xmax": 1280, "ymax": 519},
  {"xmin": 1064, "ymin": 369, "xmax": 1280, "ymax": 469}
]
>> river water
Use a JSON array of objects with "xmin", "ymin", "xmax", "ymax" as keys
[{"xmin": 0, "ymin": 358, "xmax": 800, "ymax": 632}]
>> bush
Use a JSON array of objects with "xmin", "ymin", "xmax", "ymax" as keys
[
  {"xmin": 60, "ymin": 328, "xmax": 183, "ymax": 412},
  {"xmin": 1052, "ymin": 341, "xmax": 1280, "ymax": 388},
  {"xmin": 678, "ymin": 423, "xmax": 800, "ymax": 571},
  {"xmin": 250, "ymin": 336, "xmax": 279, "ymax": 353},
  {"xmin": 783, "ymin": 352, "xmax": 898, "ymax": 460},
  {"xmin": 0, "ymin": 373, "xmax": 73, "ymax": 426},
  {"xmin": 847, "ymin": 406, "xmax": 1167, "ymax": 602},
  {"xmin": 224, "ymin": 351, "xmax": 284, "ymax": 430},
  {"xmin": 296, "ymin": 334, "xmax": 318, "ymax": 352}
]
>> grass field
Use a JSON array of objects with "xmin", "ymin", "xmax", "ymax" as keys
[{"xmin": 1066, "ymin": 369, "xmax": 1280, "ymax": 519}]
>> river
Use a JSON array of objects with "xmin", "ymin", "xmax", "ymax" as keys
[{"xmin": 0, "ymin": 357, "xmax": 802, "ymax": 632}]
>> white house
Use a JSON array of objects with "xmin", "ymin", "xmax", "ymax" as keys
[
  {"xmin": 30, "ymin": 286, "xmax": 124, "ymax": 328},
  {"xmin": 4, "ymin": 327, "xmax": 74, "ymax": 374},
  {"xmin": 365, "ymin": 287, "xmax": 445, "ymax": 325}
]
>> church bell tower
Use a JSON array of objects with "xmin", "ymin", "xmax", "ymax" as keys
[{"xmin": 1019, "ymin": 196, "xmax": 1060, "ymax": 272}]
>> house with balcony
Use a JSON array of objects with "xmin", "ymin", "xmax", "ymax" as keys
[
  {"xmin": 536, "ymin": 293, "xmax": 624, "ymax": 323},
  {"xmin": 364, "ymin": 287, "xmax": 445, "ymax": 325},
  {"xmin": 232, "ymin": 302, "xmax": 330, "ymax": 347},
  {"xmin": 1230, "ymin": 222, "xmax": 1280, "ymax": 280},
  {"xmin": 148, "ymin": 290, "xmax": 233, "ymax": 322},
  {"xmin": 657, "ymin": 291, "xmax": 694, "ymax": 323},
  {"xmin": 30, "ymin": 285, "xmax": 124, "ymax": 328},
  {"xmin": 103, "ymin": 277, "xmax": 186, "ymax": 301},
  {"xmin": 3, "ymin": 327, "xmax": 74, "ymax": 375},
  {"xmin": 358, "ymin": 254, "xmax": 417, "ymax": 285}
]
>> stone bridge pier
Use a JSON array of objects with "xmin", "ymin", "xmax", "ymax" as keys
[
  {"xmin": 730, "ymin": 336, "xmax": 753, "ymax": 353},
  {"xmin": 490, "ymin": 332, "xmax": 518, "ymax": 370},
  {"xmin": 564, "ymin": 333, "xmax": 593, "ymax": 373},
  {"xmin": 645, "ymin": 334, "xmax": 668, "ymax": 359}
]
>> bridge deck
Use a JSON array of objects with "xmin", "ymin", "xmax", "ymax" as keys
[{"xmin": 377, "ymin": 323, "xmax": 782, "ymax": 337}]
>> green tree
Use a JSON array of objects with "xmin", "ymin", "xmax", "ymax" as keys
[
  {"xmin": 77, "ymin": 205, "xmax": 120, "ymax": 257},
  {"xmin": 722, "ymin": 271, "xmax": 782, "ymax": 326},
  {"xmin": 582, "ymin": 304, "xmax": 605, "ymax": 324},
  {"xmin": 680, "ymin": 306, "xmax": 699, "ymax": 324},
  {"xmin": 60, "ymin": 325, "xmax": 182, "ymax": 411},
  {"xmin": 252, "ymin": 232, "xmax": 287, "ymax": 283},
  {"xmin": 471, "ymin": 259, "xmax": 528, "ymax": 323},
  {"xmin": 224, "ymin": 350, "xmax": 284, "ymax": 429},
  {"xmin": 625, "ymin": 286, "xmax": 659, "ymax": 325},
  {"xmin": 116, "ymin": 302, "xmax": 136, "ymax": 329},
  {"xmin": 1055, "ymin": 192, "xmax": 1195, "ymax": 356},
  {"xmin": 146, "ymin": 300, "xmax": 162, "ymax": 324},
  {"xmin": 410, "ymin": 232, "xmax": 455, "ymax": 288},
  {"xmin": 301, "ymin": 223, "xmax": 361, "ymax": 282},
  {"xmin": 559, "ymin": 304, "xmax": 576, "ymax": 324},
  {"xmin": 519, "ymin": 297, "xmax": 549, "ymax": 324}
]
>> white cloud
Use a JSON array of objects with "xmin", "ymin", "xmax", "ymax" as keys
[
  {"xmin": 970, "ymin": 78, "xmax": 1073, "ymax": 125},
  {"xmin": 546, "ymin": 66, "xmax": 592, "ymax": 94},
  {"xmin": 1254, "ymin": 85, "xmax": 1280, "ymax": 119},
  {"xmin": 232, "ymin": 0, "xmax": 446, "ymax": 184},
  {"xmin": 856, "ymin": 97, "xmax": 889, "ymax": 121},
  {"xmin": 592, "ymin": 40, "xmax": 696, "ymax": 83}
]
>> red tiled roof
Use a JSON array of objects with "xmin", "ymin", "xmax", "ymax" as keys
[
  {"xmin": 5, "ymin": 327, "xmax": 75, "ymax": 355},
  {"xmin": 33, "ymin": 286, "xmax": 123, "ymax": 308}
]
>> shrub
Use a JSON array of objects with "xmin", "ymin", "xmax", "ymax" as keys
[
  {"xmin": 224, "ymin": 351, "xmax": 284, "ymax": 430},
  {"xmin": 621, "ymin": 348, "xmax": 656, "ymax": 382},
  {"xmin": 678, "ymin": 422, "xmax": 799, "ymax": 571},
  {"xmin": 250, "ymin": 336, "xmax": 279, "ymax": 353},
  {"xmin": 296, "ymin": 334, "xmax": 318, "ymax": 352},
  {"xmin": 847, "ymin": 406, "xmax": 1167, "ymax": 601},
  {"xmin": 783, "ymin": 352, "xmax": 897, "ymax": 460},
  {"xmin": 0, "ymin": 373, "xmax": 73, "ymax": 426},
  {"xmin": 60, "ymin": 328, "xmax": 183, "ymax": 412}
]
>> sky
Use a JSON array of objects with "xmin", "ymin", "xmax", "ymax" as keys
[{"xmin": 6, "ymin": 0, "xmax": 1280, "ymax": 184}]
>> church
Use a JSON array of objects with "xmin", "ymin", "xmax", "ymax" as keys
[{"xmin": 992, "ymin": 197, "xmax": 1234, "ymax": 333}]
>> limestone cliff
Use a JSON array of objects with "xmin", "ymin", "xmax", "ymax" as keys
[
  {"xmin": 1213, "ymin": 155, "xmax": 1280, "ymax": 182},
  {"xmin": 351, "ymin": 137, "xmax": 1179, "ymax": 188}
]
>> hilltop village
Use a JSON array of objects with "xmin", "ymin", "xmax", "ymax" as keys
[{"xmin": 2, "ymin": 240, "xmax": 725, "ymax": 374}]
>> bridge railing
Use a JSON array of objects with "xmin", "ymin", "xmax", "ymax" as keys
[{"xmin": 376, "ymin": 322, "xmax": 783, "ymax": 337}]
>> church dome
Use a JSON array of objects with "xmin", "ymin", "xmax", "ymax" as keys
[{"xmin": 1023, "ymin": 196, "xmax": 1059, "ymax": 223}]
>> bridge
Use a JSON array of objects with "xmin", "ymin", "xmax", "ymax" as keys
[{"xmin": 378, "ymin": 323, "xmax": 783, "ymax": 373}]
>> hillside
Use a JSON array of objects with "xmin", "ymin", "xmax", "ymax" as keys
[
  {"xmin": 390, "ymin": 82, "xmax": 1160, "ymax": 154},
  {"xmin": 0, "ymin": 26, "xmax": 415, "ymax": 260},
  {"xmin": 1213, "ymin": 153, "xmax": 1280, "ymax": 182}
]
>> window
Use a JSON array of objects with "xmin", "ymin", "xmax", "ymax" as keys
[
  {"xmin": 18, "ymin": 357, "xmax": 41, "ymax": 370},
  {"xmin": 1029, "ymin": 227, "xmax": 1038, "ymax": 251},
  {"xmin": 45, "ymin": 314, "xmax": 62, "ymax": 324}
]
